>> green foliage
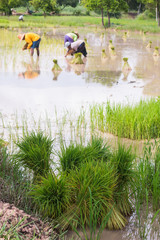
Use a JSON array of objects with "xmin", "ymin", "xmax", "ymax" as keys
[
  {"xmin": 63, "ymin": 160, "xmax": 127, "ymax": 230},
  {"xmin": 81, "ymin": 0, "xmax": 128, "ymax": 27},
  {"xmin": 57, "ymin": 0, "xmax": 79, "ymax": 7},
  {"xmin": 29, "ymin": 0, "xmax": 58, "ymax": 14},
  {"xmin": 0, "ymin": 139, "xmax": 33, "ymax": 211},
  {"xmin": 30, "ymin": 173, "xmax": 70, "ymax": 218},
  {"xmin": 90, "ymin": 99, "xmax": 160, "ymax": 140},
  {"xmin": 0, "ymin": 0, "xmax": 22, "ymax": 15},
  {"xmin": 112, "ymin": 144, "xmax": 136, "ymax": 216},
  {"xmin": 52, "ymin": 59, "xmax": 62, "ymax": 71},
  {"xmin": 70, "ymin": 188, "xmax": 113, "ymax": 240},
  {"xmin": 71, "ymin": 52, "xmax": 84, "ymax": 64},
  {"xmin": 14, "ymin": 131, "xmax": 54, "ymax": 179},
  {"xmin": 59, "ymin": 137, "xmax": 111, "ymax": 172},
  {"xmin": 137, "ymin": 9, "xmax": 156, "ymax": 20}
]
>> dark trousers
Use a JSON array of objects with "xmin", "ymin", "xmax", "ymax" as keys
[{"xmin": 76, "ymin": 42, "xmax": 87, "ymax": 57}]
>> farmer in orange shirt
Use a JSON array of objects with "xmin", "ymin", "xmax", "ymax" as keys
[{"xmin": 18, "ymin": 32, "xmax": 41, "ymax": 56}]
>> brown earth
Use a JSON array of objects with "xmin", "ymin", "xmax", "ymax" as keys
[{"xmin": 0, "ymin": 201, "xmax": 57, "ymax": 240}]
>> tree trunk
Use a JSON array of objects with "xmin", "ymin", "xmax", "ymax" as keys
[
  {"xmin": 157, "ymin": 0, "xmax": 160, "ymax": 26},
  {"xmin": 107, "ymin": 11, "xmax": 110, "ymax": 27},
  {"xmin": 101, "ymin": 8, "xmax": 104, "ymax": 27}
]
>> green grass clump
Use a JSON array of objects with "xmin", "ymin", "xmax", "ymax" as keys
[
  {"xmin": 59, "ymin": 137, "xmax": 111, "ymax": 173},
  {"xmin": 30, "ymin": 173, "xmax": 70, "ymax": 218},
  {"xmin": 14, "ymin": 131, "xmax": 54, "ymax": 180},
  {"xmin": 90, "ymin": 98, "xmax": 160, "ymax": 140},
  {"xmin": 63, "ymin": 160, "xmax": 127, "ymax": 230},
  {"xmin": 112, "ymin": 144, "xmax": 136, "ymax": 216}
]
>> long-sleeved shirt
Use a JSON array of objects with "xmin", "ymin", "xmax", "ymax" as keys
[
  {"xmin": 25, "ymin": 33, "xmax": 40, "ymax": 49},
  {"xmin": 71, "ymin": 40, "xmax": 84, "ymax": 51}
]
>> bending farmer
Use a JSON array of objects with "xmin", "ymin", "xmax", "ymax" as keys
[
  {"xmin": 65, "ymin": 40, "xmax": 87, "ymax": 57},
  {"xmin": 64, "ymin": 32, "xmax": 79, "ymax": 45},
  {"xmin": 18, "ymin": 33, "xmax": 41, "ymax": 56}
]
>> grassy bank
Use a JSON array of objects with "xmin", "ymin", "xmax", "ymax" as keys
[
  {"xmin": 0, "ymin": 15, "xmax": 160, "ymax": 33},
  {"xmin": 1, "ymin": 129, "xmax": 160, "ymax": 239},
  {"xmin": 90, "ymin": 98, "xmax": 160, "ymax": 140}
]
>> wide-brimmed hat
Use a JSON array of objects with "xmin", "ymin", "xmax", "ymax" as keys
[
  {"xmin": 17, "ymin": 33, "xmax": 25, "ymax": 41},
  {"xmin": 65, "ymin": 41, "xmax": 71, "ymax": 48}
]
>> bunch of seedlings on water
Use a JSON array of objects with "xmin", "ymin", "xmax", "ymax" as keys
[
  {"xmin": 70, "ymin": 188, "xmax": 113, "ymax": 240},
  {"xmin": 84, "ymin": 37, "xmax": 89, "ymax": 47},
  {"xmin": 30, "ymin": 172, "xmax": 71, "ymax": 218},
  {"xmin": 108, "ymin": 40, "xmax": 114, "ymax": 50},
  {"xmin": 60, "ymin": 160, "xmax": 126, "ymax": 230},
  {"xmin": 14, "ymin": 131, "xmax": 54, "ymax": 182},
  {"xmin": 146, "ymin": 41, "xmax": 152, "ymax": 48},
  {"xmin": 111, "ymin": 143, "xmax": 136, "ymax": 217},
  {"xmin": 122, "ymin": 31, "xmax": 128, "ymax": 40},
  {"xmin": 110, "ymin": 47, "xmax": 116, "ymax": 56},
  {"xmin": 52, "ymin": 59, "xmax": 62, "ymax": 72},
  {"xmin": 153, "ymin": 47, "xmax": 159, "ymax": 56},
  {"xmin": 101, "ymin": 49, "xmax": 107, "ymax": 59},
  {"xmin": 70, "ymin": 52, "xmax": 84, "ymax": 64},
  {"xmin": 122, "ymin": 57, "xmax": 132, "ymax": 71},
  {"xmin": 100, "ymin": 32, "xmax": 104, "ymax": 43}
]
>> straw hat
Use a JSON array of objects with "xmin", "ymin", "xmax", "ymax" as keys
[{"xmin": 17, "ymin": 33, "xmax": 25, "ymax": 41}]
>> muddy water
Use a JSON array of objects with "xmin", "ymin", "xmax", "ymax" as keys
[
  {"xmin": 1, "ymin": 28, "xmax": 160, "ymax": 239},
  {"xmin": 1, "ymin": 28, "xmax": 160, "ymax": 119}
]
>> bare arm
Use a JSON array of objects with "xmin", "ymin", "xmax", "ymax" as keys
[{"xmin": 65, "ymin": 49, "xmax": 76, "ymax": 57}]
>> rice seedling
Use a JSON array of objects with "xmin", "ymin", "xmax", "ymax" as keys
[
  {"xmin": 14, "ymin": 131, "xmax": 54, "ymax": 180},
  {"xmin": 0, "ymin": 138, "xmax": 33, "ymax": 211},
  {"xmin": 52, "ymin": 59, "xmax": 62, "ymax": 72},
  {"xmin": 122, "ymin": 57, "xmax": 132, "ymax": 71},
  {"xmin": 89, "ymin": 98, "xmax": 160, "ymax": 140},
  {"xmin": 69, "ymin": 188, "xmax": 113, "ymax": 240},
  {"xmin": 30, "ymin": 172, "xmax": 71, "ymax": 218},
  {"xmin": 60, "ymin": 160, "xmax": 127, "ymax": 230},
  {"xmin": 135, "ymin": 188, "xmax": 160, "ymax": 240},
  {"xmin": 111, "ymin": 143, "xmax": 136, "ymax": 216},
  {"xmin": 101, "ymin": 49, "xmax": 107, "ymax": 59},
  {"xmin": 153, "ymin": 47, "xmax": 159, "ymax": 56},
  {"xmin": 146, "ymin": 41, "xmax": 152, "ymax": 48},
  {"xmin": 71, "ymin": 53, "xmax": 84, "ymax": 64},
  {"xmin": 58, "ymin": 136, "xmax": 111, "ymax": 173}
]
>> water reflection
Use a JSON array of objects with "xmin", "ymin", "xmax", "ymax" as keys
[
  {"xmin": 84, "ymin": 70, "xmax": 121, "ymax": 86},
  {"xmin": 18, "ymin": 57, "xmax": 40, "ymax": 80},
  {"xmin": 65, "ymin": 57, "xmax": 87, "ymax": 76}
]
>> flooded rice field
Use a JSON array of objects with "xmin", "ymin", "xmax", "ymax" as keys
[
  {"xmin": 1, "ymin": 27, "xmax": 160, "ymax": 119},
  {"xmin": 1, "ymin": 28, "xmax": 160, "ymax": 239}
]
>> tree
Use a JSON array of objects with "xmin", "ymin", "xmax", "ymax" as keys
[
  {"xmin": 0, "ymin": 0, "xmax": 21, "ymax": 15},
  {"xmin": 57, "ymin": 0, "xmax": 79, "ymax": 7},
  {"xmin": 81, "ymin": 0, "xmax": 128, "ymax": 27},
  {"xmin": 29, "ymin": 0, "xmax": 58, "ymax": 16},
  {"xmin": 139, "ymin": 0, "xmax": 160, "ymax": 26}
]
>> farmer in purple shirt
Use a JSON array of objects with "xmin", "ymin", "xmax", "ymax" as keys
[{"xmin": 64, "ymin": 32, "xmax": 79, "ymax": 45}]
